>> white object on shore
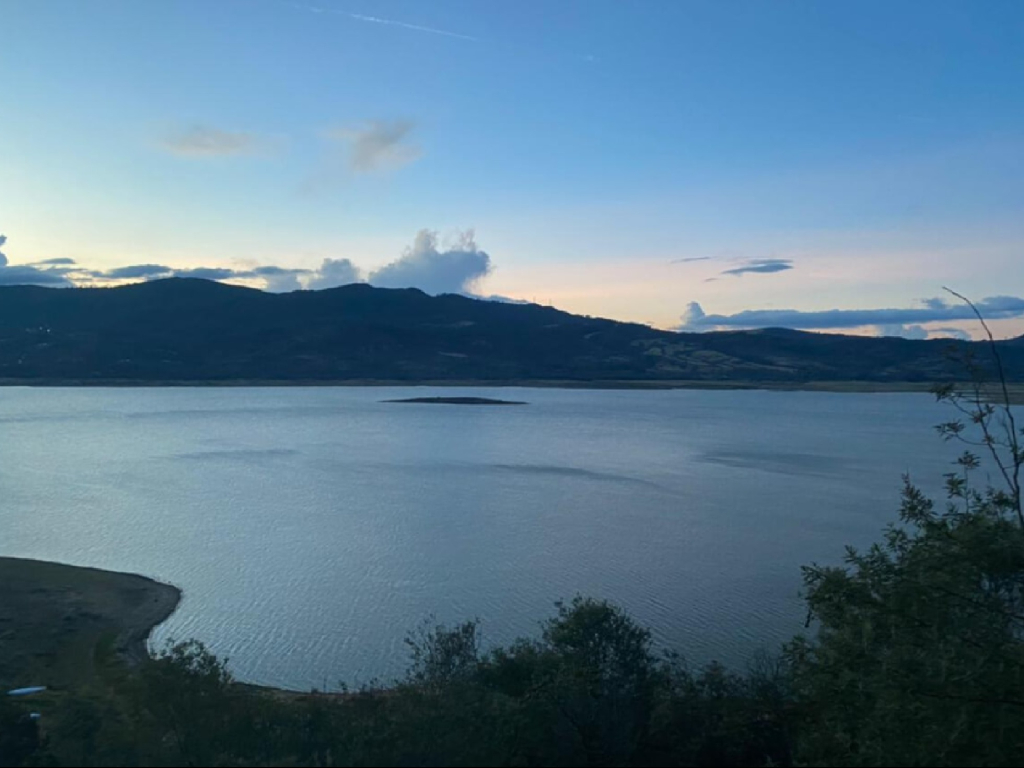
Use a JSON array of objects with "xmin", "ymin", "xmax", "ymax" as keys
[{"xmin": 6, "ymin": 686, "xmax": 47, "ymax": 696}]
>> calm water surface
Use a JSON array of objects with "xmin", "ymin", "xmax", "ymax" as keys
[{"xmin": 0, "ymin": 387, "xmax": 963, "ymax": 689}]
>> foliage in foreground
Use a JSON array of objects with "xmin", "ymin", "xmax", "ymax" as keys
[
  {"xmin": 3, "ymin": 596, "xmax": 795, "ymax": 767},
  {"xmin": 5, "ymin": 453, "xmax": 1024, "ymax": 765},
  {"xmin": 7, "ymin": 450, "xmax": 1024, "ymax": 768}
]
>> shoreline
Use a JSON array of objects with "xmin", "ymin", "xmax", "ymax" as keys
[
  {"xmin": 0, "ymin": 557, "xmax": 338, "ymax": 697},
  {"xmin": 0, "ymin": 557, "xmax": 181, "ymax": 686},
  {"xmin": 0, "ymin": 377, "xmax": 1017, "ymax": 391},
  {"xmin": 1, "ymin": 378, "xmax": 1021, "ymax": 402},
  {"xmin": 116, "ymin": 568, "xmax": 182, "ymax": 666}
]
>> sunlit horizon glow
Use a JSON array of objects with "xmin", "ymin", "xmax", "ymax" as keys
[{"xmin": 1, "ymin": 0, "xmax": 1021, "ymax": 340}]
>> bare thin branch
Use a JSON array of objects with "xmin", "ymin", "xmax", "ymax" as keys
[{"xmin": 943, "ymin": 287, "xmax": 1022, "ymax": 526}]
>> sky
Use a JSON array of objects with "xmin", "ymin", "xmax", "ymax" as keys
[{"xmin": 1, "ymin": 0, "xmax": 1022, "ymax": 339}]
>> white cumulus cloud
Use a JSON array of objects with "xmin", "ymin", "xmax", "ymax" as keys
[
  {"xmin": 305, "ymin": 259, "xmax": 362, "ymax": 290},
  {"xmin": 369, "ymin": 230, "xmax": 491, "ymax": 295}
]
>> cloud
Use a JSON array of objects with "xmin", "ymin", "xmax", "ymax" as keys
[
  {"xmin": 249, "ymin": 265, "xmax": 310, "ymax": 292},
  {"xmin": 160, "ymin": 126, "xmax": 259, "ymax": 158},
  {"xmin": 79, "ymin": 262, "xmax": 307, "ymax": 291},
  {"xmin": 877, "ymin": 323, "xmax": 928, "ymax": 340},
  {"xmin": 721, "ymin": 258, "xmax": 793, "ymax": 277},
  {"xmin": 679, "ymin": 301, "xmax": 707, "ymax": 328},
  {"xmin": 0, "ymin": 266, "xmax": 73, "ymax": 286},
  {"xmin": 922, "ymin": 297, "xmax": 948, "ymax": 311},
  {"xmin": 0, "ymin": 234, "xmax": 73, "ymax": 286},
  {"xmin": 476, "ymin": 294, "xmax": 533, "ymax": 305},
  {"xmin": 671, "ymin": 256, "xmax": 712, "ymax": 264},
  {"xmin": 29, "ymin": 265, "xmax": 81, "ymax": 276},
  {"xmin": 101, "ymin": 264, "xmax": 173, "ymax": 279},
  {"xmin": 676, "ymin": 295, "xmax": 1024, "ymax": 333},
  {"xmin": 369, "ymin": 229, "xmax": 491, "ymax": 295},
  {"xmin": 3, "ymin": 227, "xmax": 494, "ymax": 296},
  {"xmin": 173, "ymin": 267, "xmax": 238, "ymax": 280},
  {"xmin": 251, "ymin": 266, "xmax": 303, "ymax": 276},
  {"xmin": 264, "ymin": 272, "xmax": 302, "ymax": 292},
  {"xmin": 329, "ymin": 120, "xmax": 421, "ymax": 174},
  {"xmin": 305, "ymin": 259, "xmax": 362, "ymax": 290},
  {"xmin": 932, "ymin": 326, "xmax": 972, "ymax": 341},
  {"xmin": 33, "ymin": 257, "xmax": 76, "ymax": 265}
]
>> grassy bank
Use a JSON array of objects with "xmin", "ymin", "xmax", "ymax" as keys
[{"xmin": 0, "ymin": 557, "xmax": 179, "ymax": 691}]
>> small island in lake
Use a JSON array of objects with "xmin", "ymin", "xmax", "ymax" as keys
[{"xmin": 383, "ymin": 396, "xmax": 527, "ymax": 406}]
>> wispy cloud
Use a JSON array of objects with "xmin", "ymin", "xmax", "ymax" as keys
[
  {"xmin": 100, "ymin": 264, "xmax": 172, "ymax": 279},
  {"xmin": 250, "ymin": 266, "xmax": 310, "ymax": 277},
  {"xmin": 327, "ymin": 120, "xmax": 421, "ymax": 174},
  {"xmin": 676, "ymin": 295, "xmax": 1024, "ymax": 333},
  {"xmin": 0, "ymin": 267, "xmax": 73, "ymax": 286},
  {"xmin": 172, "ymin": 267, "xmax": 239, "ymax": 280},
  {"xmin": 671, "ymin": 256, "xmax": 712, "ymax": 264},
  {"xmin": 85, "ymin": 263, "xmax": 312, "ymax": 292},
  {"xmin": 159, "ymin": 126, "xmax": 260, "ymax": 158},
  {"xmin": 721, "ymin": 258, "xmax": 793, "ymax": 277}
]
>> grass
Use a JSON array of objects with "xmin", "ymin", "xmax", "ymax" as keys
[{"xmin": 0, "ymin": 557, "xmax": 179, "ymax": 694}]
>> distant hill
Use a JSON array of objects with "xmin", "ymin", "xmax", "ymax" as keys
[{"xmin": 0, "ymin": 279, "xmax": 1021, "ymax": 384}]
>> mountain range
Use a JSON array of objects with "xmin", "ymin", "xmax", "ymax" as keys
[{"xmin": 0, "ymin": 278, "xmax": 1021, "ymax": 385}]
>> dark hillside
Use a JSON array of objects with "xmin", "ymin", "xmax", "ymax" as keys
[{"xmin": 0, "ymin": 279, "xmax": 1020, "ymax": 383}]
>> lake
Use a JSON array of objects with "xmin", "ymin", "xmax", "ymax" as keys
[{"xmin": 0, "ymin": 387, "xmax": 965, "ymax": 690}]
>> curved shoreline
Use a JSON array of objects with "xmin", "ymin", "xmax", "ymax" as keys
[
  {"xmin": 0, "ymin": 557, "xmax": 182, "ymax": 684},
  {"xmin": 112, "ymin": 567, "xmax": 182, "ymax": 665}
]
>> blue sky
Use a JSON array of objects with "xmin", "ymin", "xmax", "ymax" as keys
[{"xmin": 1, "ymin": 0, "xmax": 1022, "ymax": 337}]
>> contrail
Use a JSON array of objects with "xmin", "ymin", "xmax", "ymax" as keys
[
  {"xmin": 288, "ymin": 3, "xmax": 478, "ymax": 42},
  {"xmin": 348, "ymin": 12, "xmax": 479, "ymax": 42}
]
